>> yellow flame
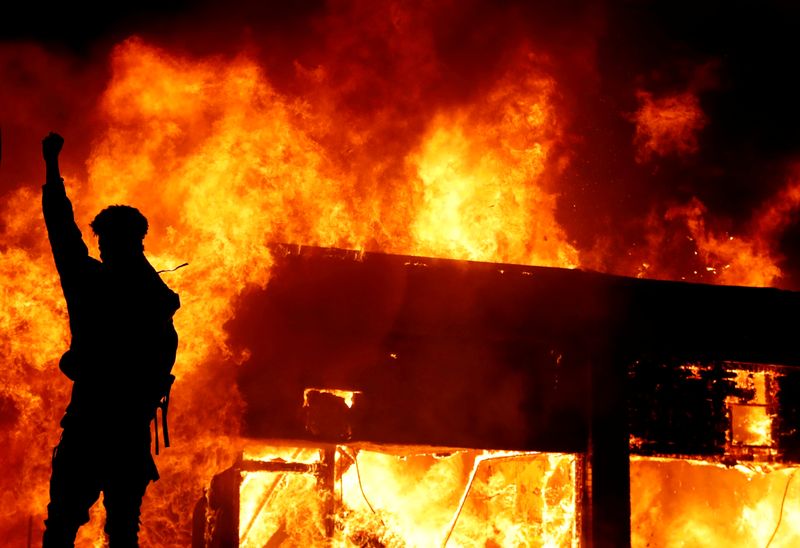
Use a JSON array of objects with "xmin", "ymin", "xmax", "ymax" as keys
[
  {"xmin": 0, "ymin": 35, "xmax": 580, "ymax": 544},
  {"xmin": 238, "ymin": 446, "xmax": 577, "ymax": 547},
  {"xmin": 631, "ymin": 458, "xmax": 800, "ymax": 547}
]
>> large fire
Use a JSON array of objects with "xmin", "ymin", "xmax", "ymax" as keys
[
  {"xmin": 2, "ymin": 1, "xmax": 800, "ymax": 546},
  {"xmin": 234, "ymin": 446, "xmax": 576, "ymax": 547}
]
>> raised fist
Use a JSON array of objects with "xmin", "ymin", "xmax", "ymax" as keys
[{"xmin": 42, "ymin": 132, "xmax": 64, "ymax": 162}]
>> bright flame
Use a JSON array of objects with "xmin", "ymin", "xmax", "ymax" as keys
[
  {"xmin": 730, "ymin": 405, "xmax": 773, "ymax": 447},
  {"xmin": 409, "ymin": 67, "xmax": 577, "ymax": 266},
  {"xmin": 664, "ymin": 198, "xmax": 783, "ymax": 287},
  {"xmin": 0, "ymin": 34, "xmax": 577, "ymax": 544},
  {"xmin": 728, "ymin": 369, "xmax": 775, "ymax": 448},
  {"xmin": 626, "ymin": 168, "xmax": 800, "ymax": 287},
  {"xmin": 631, "ymin": 458, "xmax": 800, "ymax": 547},
  {"xmin": 237, "ymin": 447, "xmax": 577, "ymax": 547}
]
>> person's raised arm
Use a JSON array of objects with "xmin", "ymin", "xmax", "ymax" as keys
[
  {"xmin": 41, "ymin": 132, "xmax": 90, "ymax": 278},
  {"xmin": 43, "ymin": 131, "xmax": 63, "ymax": 184}
]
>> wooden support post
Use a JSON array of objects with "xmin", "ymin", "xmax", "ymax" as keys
[
  {"xmin": 191, "ymin": 490, "xmax": 209, "ymax": 548},
  {"xmin": 317, "ymin": 446, "xmax": 337, "ymax": 538},
  {"xmin": 581, "ymin": 357, "xmax": 631, "ymax": 547},
  {"xmin": 207, "ymin": 464, "xmax": 242, "ymax": 548}
]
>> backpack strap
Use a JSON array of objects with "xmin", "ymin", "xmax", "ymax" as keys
[{"xmin": 154, "ymin": 374, "xmax": 176, "ymax": 455}]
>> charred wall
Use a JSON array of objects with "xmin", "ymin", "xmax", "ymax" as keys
[{"xmin": 227, "ymin": 245, "xmax": 800, "ymax": 454}]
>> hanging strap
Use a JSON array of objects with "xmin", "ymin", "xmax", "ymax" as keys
[
  {"xmin": 161, "ymin": 377, "xmax": 172, "ymax": 449},
  {"xmin": 154, "ymin": 374, "xmax": 176, "ymax": 455}
]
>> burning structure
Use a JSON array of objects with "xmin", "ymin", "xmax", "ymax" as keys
[
  {"xmin": 3, "ymin": 1, "xmax": 800, "ymax": 546},
  {"xmin": 189, "ymin": 245, "xmax": 800, "ymax": 547}
]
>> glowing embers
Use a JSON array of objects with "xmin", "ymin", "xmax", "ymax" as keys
[
  {"xmin": 730, "ymin": 404, "xmax": 773, "ymax": 447},
  {"xmin": 627, "ymin": 363, "xmax": 800, "ymax": 546},
  {"xmin": 727, "ymin": 369, "xmax": 776, "ymax": 451},
  {"xmin": 628, "ymin": 360, "xmax": 785, "ymax": 458},
  {"xmin": 228, "ymin": 446, "xmax": 577, "ymax": 547}
]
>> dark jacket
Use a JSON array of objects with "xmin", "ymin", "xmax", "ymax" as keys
[{"xmin": 42, "ymin": 177, "xmax": 180, "ymax": 448}]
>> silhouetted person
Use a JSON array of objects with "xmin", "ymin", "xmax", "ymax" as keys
[{"xmin": 41, "ymin": 132, "xmax": 180, "ymax": 547}]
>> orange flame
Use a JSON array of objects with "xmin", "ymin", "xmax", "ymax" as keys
[
  {"xmin": 633, "ymin": 90, "xmax": 707, "ymax": 163},
  {"xmin": 655, "ymin": 174, "xmax": 800, "ymax": 287},
  {"xmin": 0, "ymin": 10, "xmax": 799, "ymax": 546},
  {"xmin": 663, "ymin": 198, "xmax": 782, "ymax": 287},
  {"xmin": 632, "ymin": 458, "xmax": 800, "ymax": 547},
  {"xmin": 238, "ymin": 447, "xmax": 577, "ymax": 547},
  {"xmin": 0, "ymin": 34, "xmax": 577, "ymax": 544}
]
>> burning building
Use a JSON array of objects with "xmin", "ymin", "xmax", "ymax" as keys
[
  {"xmin": 2, "ymin": 1, "xmax": 800, "ymax": 546},
  {"xmin": 190, "ymin": 244, "xmax": 800, "ymax": 547}
]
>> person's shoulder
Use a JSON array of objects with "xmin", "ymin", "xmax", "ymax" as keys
[
  {"xmin": 141, "ymin": 260, "xmax": 182, "ymax": 313},
  {"xmin": 156, "ymin": 278, "xmax": 181, "ymax": 314},
  {"xmin": 60, "ymin": 255, "xmax": 102, "ymax": 280}
]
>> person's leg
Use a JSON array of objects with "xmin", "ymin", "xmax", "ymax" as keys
[
  {"xmin": 43, "ymin": 434, "xmax": 102, "ymax": 547},
  {"xmin": 102, "ymin": 467, "xmax": 150, "ymax": 547}
]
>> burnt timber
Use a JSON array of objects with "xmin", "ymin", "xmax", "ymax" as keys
[
  {"xmin": 233, "ymin": 244, "xmax": 800, "ymax": 450},
  {"xmin": 227, "ymin": 244, "xmax": 800, "ymax": 547}
]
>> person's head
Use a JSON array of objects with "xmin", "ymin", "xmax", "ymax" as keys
[{"xmin": 90, "ymin": 205, "xmax": 148, "ymax": 265}]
